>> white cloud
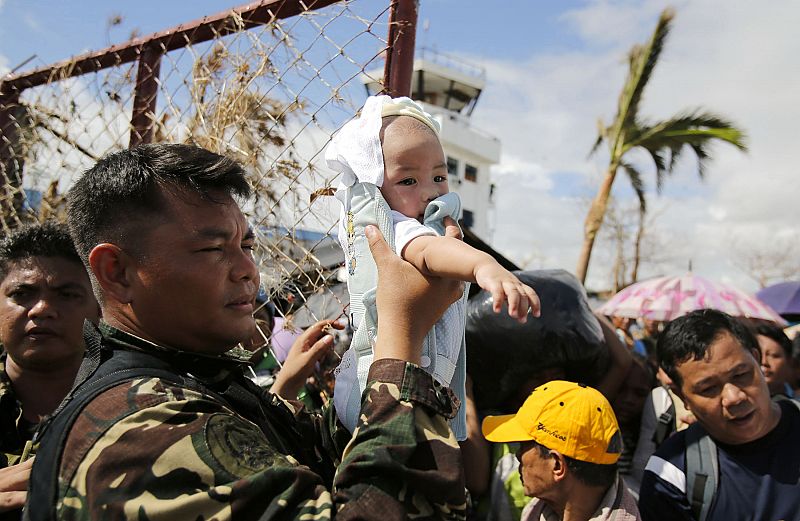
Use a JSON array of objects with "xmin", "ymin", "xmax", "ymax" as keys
[{"xmin": 457, "ymin": 0, "xmax": 800, "ymax": 293}]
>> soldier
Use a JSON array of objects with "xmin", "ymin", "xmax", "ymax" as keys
[
  {"xmin": 0, "ymin": 223, "xmax": 98, "ymax": 515},
  {"xmin": 25, "ymin": 144, "xmax": 467, "ymax": 520}
]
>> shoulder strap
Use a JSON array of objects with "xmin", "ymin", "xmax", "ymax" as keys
[
  {"xmin": 653, "ymin": 395, "xmax": 677, "ymax": 446},
  {"xmin": 684, "ymin": 423, "xmax": 719, "ymax": 521},
  {"xmin": 24, "ymin": 362, "xmax": 192, "ymax": 521},
  {"xmin": 24, "ymin": 330, "xmax": 233, "ymax": 521}
]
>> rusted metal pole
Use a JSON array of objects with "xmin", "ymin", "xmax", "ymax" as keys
[
  {"xmin": 129, "ymin": 45, "xmax": 163, "ymax": 148},
  {"xmin": 0, "ymin": 90, "xmax": 25, "ymax": 232},
  {"xmin": 384, "ymin": 0, "xmax": 418, "ymax": 97},
  {"xmin": 0, "ymin": 0, "xmax": 341, "ymax": 93},
  {"xmin": 0, "ymin": 91, "xmax": 21, "ymax": 176}
]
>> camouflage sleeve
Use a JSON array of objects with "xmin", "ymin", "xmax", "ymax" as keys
[
  {"xmin": 56, "ymin": 360, "xmax": 466, "ymax": 520},
  {"xmin": 333, "ymin": 358, "xmax": 467, "ymax": 519}
]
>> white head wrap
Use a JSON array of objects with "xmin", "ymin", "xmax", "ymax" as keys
[{"xmin": 325, "ymin": 95, "xmax": 440, "ymax": 188}]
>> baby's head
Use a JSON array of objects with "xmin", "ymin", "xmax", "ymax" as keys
[{"xmin": 379, "ymin": 113, "xmax": 448, "ymax": 222}]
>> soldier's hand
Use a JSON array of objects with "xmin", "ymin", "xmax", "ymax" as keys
[
  {"xmin": 271, "ymin": 319, "xmax": 344, "ymax": 400},
  {"xmin": 366, "ymin": 225, "xmax": 463, "ymax": 364},
  {"xmin": 0, "ymin": 457, "xmax": 32, "ymax": 512}
]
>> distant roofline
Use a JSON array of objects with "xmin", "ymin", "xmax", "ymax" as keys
[{"xmin": 416, "ymin": 47, "xmax": 486, "ymax": 81}]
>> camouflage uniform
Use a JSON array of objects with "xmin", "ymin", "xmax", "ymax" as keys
[
  {"xmin": 0, "ymin": 351, "xmax": 36, "ymax": 468},
  {"xmin": 27, "ymin": 323, "xmax": 467, "ymax": 520}
]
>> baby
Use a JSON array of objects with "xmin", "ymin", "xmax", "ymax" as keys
[{"xmin": 327, "ymin": 95, "xmax": 540, "ymax": 437}]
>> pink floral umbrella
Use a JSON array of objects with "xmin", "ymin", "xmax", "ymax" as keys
[{"xmin": 597, "ymin": 274, "xmax": 787, "ymax": 325}]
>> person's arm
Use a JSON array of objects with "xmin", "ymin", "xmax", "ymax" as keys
[
  {"xmin": 638, "ymin": 462, "xmax": 694, "ymax": 521},
  {"xmin": 595, "ymin": 314, "xmax": 633, "ymax": 400},
  {"xmin": 637, "ymin": 431, "xmax": 694, "ymax": 521},
  {"xmin": 332, "ymin": 224, "xmax": 468, "ymax": 516},
  {"xmin": 402, "ymin": 235, "xmax": 540, "ymax": 322}
]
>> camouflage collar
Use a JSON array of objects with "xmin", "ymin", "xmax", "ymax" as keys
[{"xmin": 98, "ymin": 322, "xmax": 254, "ymax": 366}]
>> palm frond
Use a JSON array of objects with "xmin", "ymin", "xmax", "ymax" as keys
[
  {"xmin": 620, "ymin": 162, "xmax": 647, "ymax": 213},
  {"xmin": 632, "ymin": 110, "xmax": 747, "ymax": 150},
  {"xmin": 689, "ymin": 143, "xmax": 710, "ymax": 180},
  {"xmin": 666, "ymin": 142, "xmax": 684, "ymax": 172},
  {"xmin": 609, "ymin": 8, "xmax": 675, "ymax": 146},
  {"xmin": 588, "ymin": 118, "xmax": 607, "ymax": 157},
  {"xmin": 640, "ymin": 146, "xmax": 669, "ymax": 191}
]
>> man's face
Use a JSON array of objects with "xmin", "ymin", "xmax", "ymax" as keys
[
  {"xmin": 380, "ymin": 117, "xmax": 448, "ymax": 222},
  {"xmin": 120, "ymin": 188, "xmax": 259, "ymax": 354},
  {"xmin": 516, "ymin": 441, "xmax": 555, "ymax": 499},
  {"xmin": 675, "ymin": 332, "xmax": 778, "ymax": 445},
  {"xmin": 758, "ymin": 334, "xmax": 793, "ymax": 396},
  {"xmin": 612, "ymin": 361, "xmax": 652, "ymax": 425},
  {"xmin": 0, "ymin": 256, "xmax": 97, "ymax": 371}
]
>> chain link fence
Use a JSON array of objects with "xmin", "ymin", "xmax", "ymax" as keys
[{"xmin": 0, "ymin": 0, "xmax": 418, "ymax": 387}]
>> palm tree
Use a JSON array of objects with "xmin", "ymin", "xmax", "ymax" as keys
[{"xmin": 576, "ymin": 8, "xmax": 747, "ymax": 285}]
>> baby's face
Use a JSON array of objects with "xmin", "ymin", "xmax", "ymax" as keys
[{"xmin": 381, "ymin": 116, "xmax": 448, "ymax": 221}]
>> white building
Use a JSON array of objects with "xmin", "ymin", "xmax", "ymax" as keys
[{"xmin": 361, "ymin": 48, "xmax": 500, "ymax": 241}]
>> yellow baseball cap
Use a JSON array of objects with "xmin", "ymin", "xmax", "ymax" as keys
[{"xmin": 481, "ymin": 380, "xmax": 623, "ymax": 465}]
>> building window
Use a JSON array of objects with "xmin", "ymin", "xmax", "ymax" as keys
[
  {"xmin": 462, "ymin": 209, "xmax": 474, "ymax": 229},
  {"xmin": 447, "ymin": 156, "xmax": 459, "ymax": 177},
  {"xmin": 465, "ymin": 164, "xmax": 478, "ymax": 182}
]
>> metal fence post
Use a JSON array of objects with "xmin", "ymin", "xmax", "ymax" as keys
[
  {"xmin": 129, "ymin": 44, "xmax": 163, "ymax": 148},
  {"xmin": 384, "ymin": 0, "xmax": 418, "ymax": 97},
  {"xmin": 0, "ymin": 89, "xmax": 26, "ymax": 231}
]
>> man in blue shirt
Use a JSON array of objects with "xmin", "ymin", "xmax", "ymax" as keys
[{"xmin": 639, "ymin": 309, "xmax": 800, "ymax": 520}]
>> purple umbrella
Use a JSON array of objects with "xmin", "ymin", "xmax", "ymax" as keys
[{"xmin": 756, "ymin": 281, "xmax": 800, "ymax": 316}]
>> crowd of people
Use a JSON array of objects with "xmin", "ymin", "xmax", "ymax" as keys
[{"xmin": 0, "ymin": 96, "xmax": 797, "ymax": 521}]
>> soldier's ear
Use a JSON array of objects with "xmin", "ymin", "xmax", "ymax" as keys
[{"xmin": 88, "ymin": 243, "xmax": 134, "ymax": 304}]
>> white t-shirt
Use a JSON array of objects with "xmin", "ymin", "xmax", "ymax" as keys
[{"xmin": 391, "ymin": 210, "xmax": 436, "ymax": 257}]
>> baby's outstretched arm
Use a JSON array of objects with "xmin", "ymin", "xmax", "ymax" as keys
[{"xmin": 402, "ymin": 234, "xmax": 541, "ymax": 322}]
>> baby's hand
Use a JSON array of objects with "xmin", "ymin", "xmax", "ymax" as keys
[{"xmin": 474, "ymin": 262, "xmax": 541, "ymax": 323}]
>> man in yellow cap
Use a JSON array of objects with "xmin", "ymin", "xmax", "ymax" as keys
[{"xmin": 483, "ymin": 380, "xmax": 641, "ymax": 521}]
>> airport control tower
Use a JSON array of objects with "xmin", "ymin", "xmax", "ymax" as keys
[{"xmin": 361, "ymin": 48, "xmax": 501, "ymax": 241}]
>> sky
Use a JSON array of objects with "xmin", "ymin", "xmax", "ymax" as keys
[{"xmin": 1, "ymin": 0, "xmax": 798, "ymax": 292}]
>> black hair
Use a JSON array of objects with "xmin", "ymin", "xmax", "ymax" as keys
[
  {"xmin": 66, "ymin": 144, "xmax": 251, "ymax": 266},
  {"xmin": 529, "ymin": 440, "xmax": 617, "ymax": 489},
  {"xmin": 657, "ymin": 309, "xmax": 759, "ymax": 387},
  {"xmin": 0, "ymin": 222, "xmax": 82, "ymax": 279},
  {"xmin": 752, "ymin": 323, "xmax": 793, "ymax": 358}
]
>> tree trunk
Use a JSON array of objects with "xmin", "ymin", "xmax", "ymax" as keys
[
  {"xmin": 576, "ymin": 164, "xmax": 618, "ymax": 285},
  {"xmin": 631, "ymin": 206, "xmax": 646, "ymax": 283}
]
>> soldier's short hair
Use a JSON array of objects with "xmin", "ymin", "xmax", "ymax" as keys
[
  {"xmin": 66, "ymin": 143, "xmax": 250, "ymax": 274},
  {"xmin": 0, "ymin": 222, "xmax": 82, "ymax": 280}
]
